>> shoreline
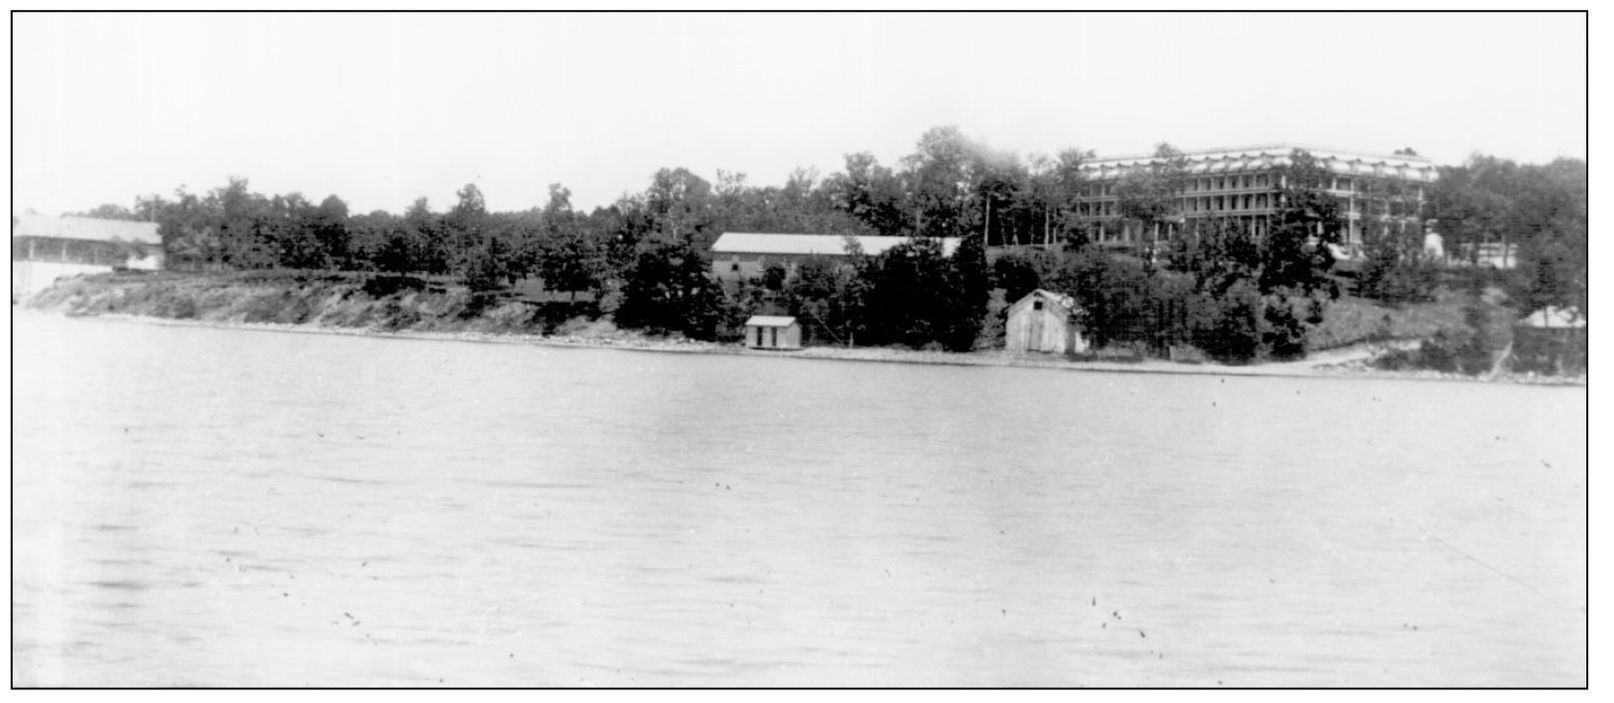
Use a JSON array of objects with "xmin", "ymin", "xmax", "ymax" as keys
[{"xmin": 19, "ymin": 309, "xmax": 1586, "ymax": 387}]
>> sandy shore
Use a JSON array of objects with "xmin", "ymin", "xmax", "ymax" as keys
[{"xmin": 20, "ymin": 310, "xmax": 1586, "ymax": 386}]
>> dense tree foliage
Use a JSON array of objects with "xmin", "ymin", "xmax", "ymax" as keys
[
  {"xmin": 1114, "ymin": 143, "xmax": 1191, "ymax": 248},
  {"xmin": 62, "ymin": 131, "xmax": 1584, "ymax": 364},
  {"xmin": 1429, "ymin": 154, "xmax": 1587, "ymax": 313}
]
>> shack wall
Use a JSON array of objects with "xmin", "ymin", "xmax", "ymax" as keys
[{"xmin": 1006, "ymin": 301, "xmax": 1076, "ymax": 354}]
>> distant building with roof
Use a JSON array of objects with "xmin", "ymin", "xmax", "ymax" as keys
[
  {"xmin": 12, "ymin": 215, "xmax": 164, "ymax": 298},
  {"xmin": 1511, "ymin": 306, "xmax": 1587, "ymax": 376},
  {"xmin": 1073, "ymin": 144, "xmax": 1437, "ymax": 259},
  {"xmin": 710, "ymin": 232, "xmax": 962, "ymax": 281}
]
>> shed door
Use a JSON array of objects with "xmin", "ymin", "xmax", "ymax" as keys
[{"xmin": 1028, "ymin": 301, "xmax": 1045, "ymax": 352}]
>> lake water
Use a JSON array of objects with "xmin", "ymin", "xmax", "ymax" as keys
[{"xmin": 11, "ymin": 314, "xmax": 1587, "ymax": 687}]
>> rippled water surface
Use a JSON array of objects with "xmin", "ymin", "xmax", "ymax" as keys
[{"xmin": 11, "ymin": 315, "xmax": 1587, "ymax": 687}]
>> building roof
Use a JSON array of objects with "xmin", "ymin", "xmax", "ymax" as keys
[
  {"xmin": 1080, "ymin": 144, "xmax": 1438, "ymax": 182},
  {"xmin": 12, "ymin": 215, "xmax": 161, "ymax": 245},
  {"xmin": 713, "ymin": 232, "xmax": 961, "ymax": 258},
  {"xmin": 1518, "ymin": 306, "xmax": 1586, "ymax": 329},
  {"xmin": 1008, "ymin": 288, "xmax": 1078, "ymax": 314},
  {"xmin": 744, "ymin": 315, "xmax": 798, "ymax": 327}
]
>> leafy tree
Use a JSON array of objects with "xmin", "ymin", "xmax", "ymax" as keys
[
  {"xmin": 615, "ymin": 239, "xmax": 725, "ymax": 339},
  {"xmin": 1260, "ymin": 149, "xmax": 1344, "ymax": 297},
  {"xmin": 1025, "ymin": 148, "xmax": 1094, "ymax": 247},
  {"xmin": 71, "ymin": 203, "xmax": 137, "ymax": 220},
  {"xmin": 781, "ymin": 255, "xmax": 861, "ymax": 346},
  {"xmin": 826, "ymin": 152, "xmax": 909, "ymax": 236},
  {"xmin": 464, "ymin": 234, "xmax": 517, "ymax": 293},
  {"xmin": 309, "ymin": 195, "xmax": 352, "ymax": 269},
  {"xmin": 207, "ymin": 177, "xmax": 276, "ymax": 269},
  {"xmin": 947, "ymin": 232, "xmax": 992, "ymax": 350},
  {"xmin": 856, "ymin": 238, "xmax": 964, "ymax": 348},
  {"xmin": 268, "ymin": 193, "xmax": 327, "ymax": 269},
  {"xmin": 374, "ymin": 230, "xmax": 416, "ymax": 274},
  {"xmin": 1187, "ymin": 278, "xmax": 1266, "ymax": 362},
  {"xmin": 901, "ymin": 126, "xmax": 976, "ymax": 239},
  {"xmin": 1114, "ymin": 142, "xmax": 1191, "ymax": 250},
  {"xmin": 1357, "ymin": 228, "xmax": 1436, "ymax": 304},
  {"xmin": 645, "ymin": 167, "xmax": 715, "ymax": 245},
  {"xmin": 993, "ymin": 251, "xmax": 1043, "ymax": 304},
  {"xmin": 760, "ymin": 262, "xmax": 788, "ymax": 292},
  {"xmin": 1431, "ymin": 153, "xmax": 1586, "ymax": 313},
  {"xmin": 404, "ymin": 197, "xmax": 449, "ymax": 275},
  {"xmin": 444, "ymin": 183, "xmax": 491, "ymax": 276}
]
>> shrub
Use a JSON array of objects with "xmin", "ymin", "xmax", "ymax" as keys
[{"xmin": 362, "ymin": 275, "xmax": 427, "ymax": 298}]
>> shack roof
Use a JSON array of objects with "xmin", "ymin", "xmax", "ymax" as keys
[
  {"xmin": 12, "ymin": 215, "xmax": 161, "ymax": 245},
  {"xmin": 1008, "ymin": 289, "xmax": 1078, "ymax": 314},
  {"xmin": 713, "ymin": 232, "xmax": 961, "ymax": 258},
  {"xmin": 744, "ymin": 315, "xmax": 798, "ymax": 328},
  {"xmin": 1518, "ymin": 306, "xmax": 1587, "ymax": 329}
]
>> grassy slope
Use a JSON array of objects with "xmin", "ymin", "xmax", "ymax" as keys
[{"xmin": 1307, "ymin": 289, "xmax": 1503, "ymax": 352}]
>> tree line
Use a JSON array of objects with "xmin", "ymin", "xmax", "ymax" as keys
[{"xmin": 66, "ymin": 127, "xmax": 1586, "ymax": 361}]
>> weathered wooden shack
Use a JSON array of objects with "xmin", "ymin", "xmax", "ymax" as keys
[
  {"xmin": 744, "ymin": 315, "xmax": 802, "ymax": 350},
  {"xmin": 1005, "ymin": 289, "xmax": 1087, "ymax": 355}
]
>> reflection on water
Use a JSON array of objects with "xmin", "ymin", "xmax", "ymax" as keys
[{"xmin": 11, "ymin": 315, "xmax": 1587, "ymax": 686}]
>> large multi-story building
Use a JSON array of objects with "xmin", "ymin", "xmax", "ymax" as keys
[{"xmin": 1072, "ymin": 144, "xmax": 1438, "ymax": 259}]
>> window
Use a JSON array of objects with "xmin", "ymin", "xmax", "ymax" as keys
[{"xmin": 1033, "ymin": 300, "xmax": 1044, "ymax": 311}]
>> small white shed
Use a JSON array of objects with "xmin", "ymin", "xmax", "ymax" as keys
[
  {"xmin": 1005, "ymin": 289, "xmax": 1087, "ymax": 355},
  {"xmin": 744, "ymin": 315, "xmax": 802, "ymax": 350}
]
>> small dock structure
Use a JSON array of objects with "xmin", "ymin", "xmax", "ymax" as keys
[{"xmin": 744, "ymin": 315, "xmax": 802, "ymax": 350}]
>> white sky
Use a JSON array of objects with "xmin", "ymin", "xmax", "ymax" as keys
[{"xmin": 10, "ymin": 11, "xmax": 1590, "ymax": 217}]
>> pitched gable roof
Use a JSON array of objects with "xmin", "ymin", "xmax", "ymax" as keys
[{"xmin": 1008, "ymin": 289, "xmax": 1079, "ymax": 315}]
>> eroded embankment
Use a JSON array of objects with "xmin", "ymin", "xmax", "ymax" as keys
[
  {"xmin": 24, "ymin": 270, "xmax": 608, "ymax": 339},
  {"xmin": 21, "ymin": 271, "xmax": 1584, "ymax": 385}
]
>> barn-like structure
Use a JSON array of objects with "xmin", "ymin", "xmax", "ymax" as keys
[
  {"xmin": 1005, "ymin": 289, "xmax": 1087, "ymax": 355},
  {"xmin": 710, "ymin": 232, "xmax": 961, "ymax": 282},
  {"xmin": 12, "ymin": 215, "xmax": 163, "ymax": 299}
]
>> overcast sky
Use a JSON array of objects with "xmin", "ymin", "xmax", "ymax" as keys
[{"xmin": 12, "ymin": 11, "xmax": 1589, "ymax": 217}]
